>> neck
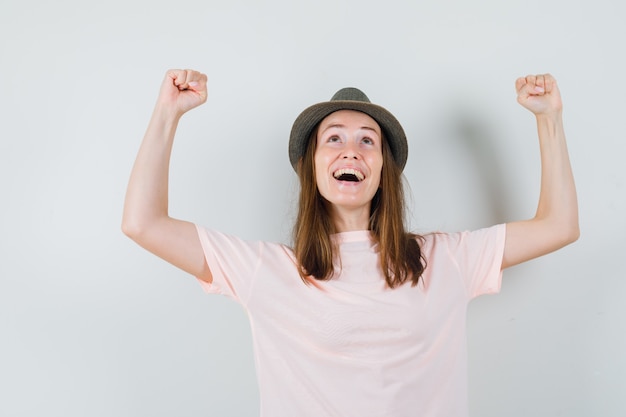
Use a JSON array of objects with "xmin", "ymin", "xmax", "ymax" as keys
[{"xmin": 328, "ymin": 205, "xmax": 371, "ymax": 232}]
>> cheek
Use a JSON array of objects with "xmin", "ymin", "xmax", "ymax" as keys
[
  {"xmin": 369, "ymin": 157, "xmax": 384, "ymax": 185},
  {"xmin": 313, "ymin": 155, "xmax": 322, "ymax": 176},
  {"xmin": 314, "ymin": 150, "xmax": 334, "ymax": 174},
  {"xmin": 372, "ymin": 172, "xmax": 382, "ymax": 189},
  {"xmin": 313, "ymin": 155, "xmax": 328, "ymax": 188}
]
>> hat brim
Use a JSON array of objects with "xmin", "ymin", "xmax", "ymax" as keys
[{"xmin": 289, "ymin": 100, "xmax": 408, "ymax": 171}]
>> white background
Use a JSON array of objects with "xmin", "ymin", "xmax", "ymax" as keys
[{"xmin": 1, "ymin": 0, "xmax": 624, "ymax": 416}]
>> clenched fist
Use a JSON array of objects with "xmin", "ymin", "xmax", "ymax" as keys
[
  {"xmin": 156, "ymin": 69, "xmax": 208, "ymax": 118},
  {"xmin": 516, "ymin": 73, "xmax": 562, "ymax": 116}
]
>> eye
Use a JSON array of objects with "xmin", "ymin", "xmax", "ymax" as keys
[
  {"xmin": 327, "ymin": 136, "xmax": 341, "ymax": 143},
  {"xmin": 361, "ymin": 137, "xmax": 374, "ymax": 145}
]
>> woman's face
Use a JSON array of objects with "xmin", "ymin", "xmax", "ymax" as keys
[{"xmin": 314, "ymin": 110, "xmax": 383, "ymax": 214}]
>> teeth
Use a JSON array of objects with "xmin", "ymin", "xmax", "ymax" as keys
[{"xmin": 333, "ymin": 168, "xmax": 364, "ymax": 181}]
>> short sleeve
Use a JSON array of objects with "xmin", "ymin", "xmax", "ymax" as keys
[
  {"xmin": 194, "ymin": 225, "xmax": 262, "ymax": 304},
  {"xmin": 445, "ymin": 224, "xmax": 506, "ymax": 299}
]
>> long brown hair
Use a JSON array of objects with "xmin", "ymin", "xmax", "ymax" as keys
[{"xmin": 292, "ymin": 124, "xmax": 426, "ymax": 288}]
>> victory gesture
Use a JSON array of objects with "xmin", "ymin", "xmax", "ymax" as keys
[
  {"xmin": 516, "ymin": 73, "xmax": 562, "ymax": 116},
  {"xmin": 156, "ymin": 69, "xmax": 208, "ymax": 117},
  {"xmin": 123, "ymin": 68, "xmax": 579, "ymax": 416}
]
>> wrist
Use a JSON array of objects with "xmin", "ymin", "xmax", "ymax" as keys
[
  {"xmin": 535, "ymin": 111, "xmax": 564, "ymax": 139},
  {"xmin": 536, "ymin": 111, "xmax": 563, "ymax": 125},
  {"xmin": 152, "ymin": 101, "xmax": 183, "ymax": 125}
]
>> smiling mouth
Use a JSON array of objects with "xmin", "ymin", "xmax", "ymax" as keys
[{"xmin": 333, "ymin": 168, "xmax": 364, "ymax": 182}]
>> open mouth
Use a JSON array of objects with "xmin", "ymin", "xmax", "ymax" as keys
[{"xmin": 333, "ymin": 168, "xmax": 364, "ymax": 182}]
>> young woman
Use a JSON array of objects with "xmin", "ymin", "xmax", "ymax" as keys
[{"xmin": 122, "ymin": 69, "xmax": 578, "ymax": 416}]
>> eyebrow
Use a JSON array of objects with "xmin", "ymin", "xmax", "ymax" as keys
[{"xmin": 321, "ymin": 123, "xmax": 380, "ymax": 134}]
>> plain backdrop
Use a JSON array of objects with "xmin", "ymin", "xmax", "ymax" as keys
[{"xmin": 1, "ymin": 0, "xmax": 624, "ymax": 416}]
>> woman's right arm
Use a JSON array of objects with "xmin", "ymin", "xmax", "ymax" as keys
[{"xmin": 121, "ymin": 69, "xmax": 212, "ymax": 283}]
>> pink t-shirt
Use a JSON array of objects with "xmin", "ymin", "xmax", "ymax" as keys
[{"xmin": 195, "ymin": 224, "xmax": 506, "ymax": 417}]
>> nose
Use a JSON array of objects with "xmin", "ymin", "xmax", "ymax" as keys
[{"xmin": 341, "ymin": 140, "xmax": 360, "ymax": 160}]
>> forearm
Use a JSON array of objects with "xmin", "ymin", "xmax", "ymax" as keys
[
  {"xmin": 534, "ymin": 112, "xmax": 579, "ymax": 241},
  {"xmin": 503, "ymin": 74, "xmax": 580, "ymax": 269},
  {"xmin": 122, "ymin": 105, "xmax": 181, "ymax": 237}
]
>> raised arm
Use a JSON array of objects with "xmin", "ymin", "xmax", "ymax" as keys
[
  {"xmin": 502, "ymin": 74, "xmax": 579, "ymax": 269},
  {"xmin": 122, "ymin": 69, "xmax": 212, "ymax": 282}
]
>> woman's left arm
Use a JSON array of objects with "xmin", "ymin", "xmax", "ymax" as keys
[{"xmin": 502, "ymin": 74, "xmax": 579, "ymax": 269}]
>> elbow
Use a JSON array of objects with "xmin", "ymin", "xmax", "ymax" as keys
[
  {"xmin": 559, "ymin": 220, "xmax": 580, "ymax": 248},
  {"xmin": 543, "ymin": 209, "xmax": 580, "ymax": 248},
  {"xmin": 567, "ymin": 223, "xmax": 581, "ymax": 245},
  {"xmin": 121, "ymin": 218, "xmax": 138, "ymax": 240},
  {"xmin": 121, "ymin": 213, "xmax": 168, "ymax": 247},
  {"xmin": 121, "ymin": 215, "xmax": 147, "ymax": 242},
  {"xmin": 564, "ymin": 200, "xmax": 581, "ymax": 245}
]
